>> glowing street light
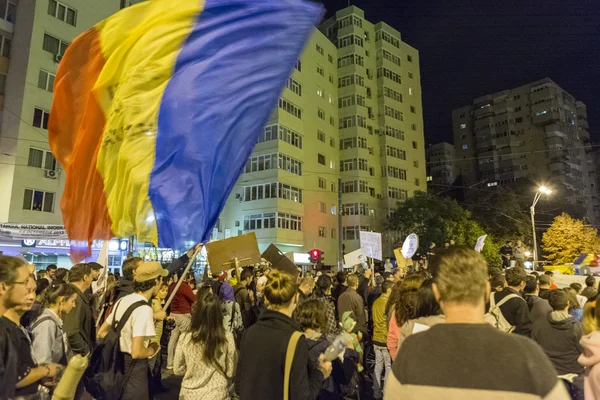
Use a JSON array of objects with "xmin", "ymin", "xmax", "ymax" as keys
[{"xmin": 531, "ymin": 186, "xmax": 552, "ymax": 262}]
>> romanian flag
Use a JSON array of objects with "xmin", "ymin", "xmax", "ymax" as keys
[{"xmin": 49, "ymin": 0, "xmax": 322, "ymax": 261}]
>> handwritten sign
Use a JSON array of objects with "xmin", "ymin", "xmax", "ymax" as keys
[
  {"xmin": 359, "ymin": 231, "xmax": 382, "ymax": 261},
  {"xmin": 475, "ymin": 235, "xmax": 487, "ymax": 253},
  {"xmin": 401, "ymin": 233, "xmax": 419, "ymax": 258}
]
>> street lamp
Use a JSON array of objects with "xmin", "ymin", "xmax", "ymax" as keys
[{"xmin": 531, "ymin": 186, "xmax": 552, "ymax": 263}]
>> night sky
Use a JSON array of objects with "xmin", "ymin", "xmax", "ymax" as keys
[{"xmin": 320, "ymin": 0, "xmax": 600, "ymax": 144}]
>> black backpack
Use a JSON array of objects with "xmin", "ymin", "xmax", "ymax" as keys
[{"xmin": 85, "ymin": 299, "xmax": 148, "ymax": 400}]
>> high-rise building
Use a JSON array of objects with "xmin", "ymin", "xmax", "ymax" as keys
[
  {"xmin": 425, "ymin": 142, "xmax": 455, "ymax": 188},
  {"xmin": 452, "ymin": 78, "xmax": 597, "ymax": 225},
  {"xmin": 218, "ymin": 6, "xmax": 426, "ymax": 263}
]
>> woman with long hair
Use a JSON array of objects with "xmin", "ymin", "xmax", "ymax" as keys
[
  {"xmin": 386, "ymin": 274, "xmax": 426, "ymax": 361},
  {"xmin": 579, "ymin": 299, "xmax": 600, "ymax": 398},
  {"xmin": 396, "ymin": 279, "xmax": 444, "ymax": 355},
  {"xmin": 174, "ymin": 293, "xmax": 237, "ymax": 400},
  {"xmin": 564, "ymin": 287, "xmax": 583, "ymax": 321},
  {"xmin": 235, "ymin": 270, "xmax": 332, "ymax": 399},
  {"xmin": 311, "ymin": 274, "xmax": 338, "ymax": 335}
]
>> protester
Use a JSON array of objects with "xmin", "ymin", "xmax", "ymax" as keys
[
  {"xmin": 489, "ymin": 270, "xmax": 506, "ymax": 293},
  {"xmin": 337, "ymin": 274, "xmax": 367, "ymax": 336},
  {"xmin": 0, "ymin": 256, "xmax": 32, "ymax": 399},
  {"xmin": 167, "ymin": 270, "xmax": 196, "ymax": 370},
  {"xmin": 234, "ymin": 268, "xmax": 257, "ymax": 329},
  {"xmin": 579, "ymin": 299, "xmax": 600, "ymax": 399},
  {"xmin": 97, "ymin": 262, "xmax": 167, "ymax": 400},
  {"xmin": 21, "ymin": 278, "xmax": 50, "ymax": 328},
  {"xmin": 63, "ymin": 263, "xmax": 96, "ymax": 357},
  {"xmin": 372, "ymin": 280, "xmax": 393, "ymax": 399},
  {"xmin": 523, "ymin": 275, "xmax": 552, "ymax": 324},
  {"xmin": 538, "ymin": 274, "xmax": 552, "ymax": 300},
  {"xmin": 582, "ymin": 275, "xmax": 598, "ymax": 299},
  {"xmin": 235, "ymin": 269, "xmax": 332, "ymax": 399},
  {"xmin": 53, "ymin": 268, "xmax": 69, "ymax": 285},
  {"xmin": 570, "ymin": 283, "xmax": 588, "ymax": 308},
  {"xmin": 150, "ymin": 281, "xmax": 169, "ymax": 393},
  {"xmin": 296, "ymin": 299, "xmax": 359, "ymax": 400},
  {"xmin": 216, "ymin": 278, "xmax": 243, "ymax": 345},
  {"xmin": 500, "ymin": 241, "xmax": 513, "ymax": 269},
  {"xmin": 532, "ymin": 290, "xmax": 584, "ymax": 396},
  {"xmin": 387, "ymin": 274, "xmax": 425, "ymax": 361},
  {"xmin": 174, "ymin": 292, "xmax": 237, "ymax": 400},
  {"xmin": 488, "ymin": 267, "xmax": 532, "ymax": 336},
  {"xmin": 513, "ymin": 240, "xmax": 526, "ymax": 268},
  {"xmin": 311, "ymin": 274, "xmax": 338, "ymax": 335},
  {"xmin": 331, "ymin": 271, "xmax": 347, "ymax": 316},
  {"xmin": 395, "ymin": 278, "xmax": 444, "ymax": 359},
  {"xmin": 385, "ymin": 246, "xmax": 569, "ymax": 399},
  {"xmin": 356, "ymin": 267, "xmax": 372, "ymax": 305},
  {"xmin": 2, "ymin": 276, "xmax": 62, "ymax": 399},
  {"xmin": 367, "ymin": 275, "xmax": 384, "ymax": 311},
  {"xmin": 383, "ymin": 259, "xmax": 393, "ymax": 274},
  {"xmin": 45, "ymin": 264, "xmax": 57, "ymax": 285}
]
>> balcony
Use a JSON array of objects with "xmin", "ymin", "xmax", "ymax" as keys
[
  {"xmin": 578, "ymin": 119, "xmax": 589, "ymax": 130},
  {"xmin": 545, "ymin": 124, "xmax": 567, "ymax": 139}
]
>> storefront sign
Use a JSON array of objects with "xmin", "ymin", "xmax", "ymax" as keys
[{"xmin": 0, "ymin": 224, "xmax": 67, "ymax": 239}]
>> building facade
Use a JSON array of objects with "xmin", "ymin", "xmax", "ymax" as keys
[
  {"xmin": 452, "ymin": 78, "xmax": 598, "ymax": 225},
  {"xmin": 425, "ymin": 142, "xmax": 455, "ymax": 188}
]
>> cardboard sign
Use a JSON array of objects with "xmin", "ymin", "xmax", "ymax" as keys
[
  {"xmin": 261, "ymin": 243, "xmax": 298, "ymax": 277},
  {"xmin": 359, "ymin": 231, "xmax": 382, "ymax": 261},
  {"xmin": 344, "ymin": 249, "xmax": 364, "ymax": 268},
  {"xmin": 475, "ymin": 235, "xmax": 487, "ymax": 253},
  {"xmin": 205, "ymin": 232, "xmax": 261, "ymax": 275},
  {"xmin": 401, "ymin": 233, "xmax": 419, "ymax": 258},
  {"xmin": 394, "ymin": 248, "xmax": 413, "ymax": 270}
]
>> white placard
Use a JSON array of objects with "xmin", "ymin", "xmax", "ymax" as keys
[
  {"xmin": 344, "ymin": 249, "xmax": 363, "ymax": 267},
  {"xmin": 475, "ymin": 235, "xmax": 487, "ymax": 253},
  {"xmin": 359, "ymin": 231, "xmax": 382, "ymax": 261},
  {"xmin": 401, "ymin": 233, "xmax": 419, "ymax": 258},
  {"xmin": 412, "ymin": 323, "xmax": 430, "ymax": 334}
]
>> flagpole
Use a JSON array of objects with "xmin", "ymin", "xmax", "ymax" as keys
[{"xmin": 163, "ymin": 245, "xmax": 202, "ymax": 311}]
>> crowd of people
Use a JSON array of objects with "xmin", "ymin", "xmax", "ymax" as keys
[{"xmin": 2, "ymin": 245, "xmax": 600, "ymax": 399}]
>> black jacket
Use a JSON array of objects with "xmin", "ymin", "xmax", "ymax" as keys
[
  {"xmin": 306, "ymin": 334, "xmax": 359, "ymax": 400},
  {"xmin": 0, "ymin": 318, "xmax": 18, "ymax": 400},
  {"xmin": 492, "ymin": 288, "xmax": 532, "ymax": 337},
  {"xmin": 539, "ymin": 288, "xmax": 551, "ymax": 300},
  {"xmin": 235, "ymin": 310, "xmax": 324, "ymax": 400},
  {"xmin": 357, "ymin": 276, "xmax": 369, "ymax": 305},
  {"xmin": 63, "ymin": 284, "xmax": 96, "ymax": 355},
  {"xmin": 524, "ymin": 294, "xmax": 552, "ymax": 324},
  {"xmin": 532, "ymin": 312, "xmax": 584, "ymax": 375}
]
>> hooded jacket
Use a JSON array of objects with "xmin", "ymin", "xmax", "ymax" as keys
[
  {"xmin": 31, "ymin": 308, "xmax": 72, "ymax": 365},
  {"xmin": 532, "ymin": 310, "xmax": 583, "ymax": 375},
  {"xmin": 579, "ymin": 331, "xmax": 600, "ymax": 400},
  {"xmin": 525, "ymin": 294, "xmax": 553, "ymax": 324}
]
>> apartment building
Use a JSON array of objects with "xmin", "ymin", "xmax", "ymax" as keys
[
  {"xmin": 452, "ymin": 78, "xmax": 598, "ymax": 225},
  {"xmin": 426, "ymin": 142, "xmax": 455, "ymax": 188}
]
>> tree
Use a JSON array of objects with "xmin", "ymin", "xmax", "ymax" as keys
[
  {"xmin": 541, "ymin": 213, "xmax": 600, "ymax": 264},
  {"xmin": 387, "ymin": 191, "xmax": 501, "ymax": 270}
]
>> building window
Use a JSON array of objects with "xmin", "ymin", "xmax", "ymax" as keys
[
  {"xmin": 382, "ymin": 145, "xmax": 406, "ymax": 160},
  {"xmin": 329, "ymin": 116, "xmax": 335, "ymax": 126},
  {"xmin": 382, "ymin": 86, "xmax": 402, "ymax": 103},
  {"xmin": 460, "ymin": 133, "xmax": 467, "ymax": 139},
  {"xmin": 409, "ymin": 87, "xmax": 413, "ymax": 96},
  {"xmin": 413, "ymin": 160, "xmax": 419, "ymax": 168},
  {"xmin": 328, "ymin": 54, "xmax": 333, "ymax": 63},
  {"xmin": 375, "ymin": 29, "xmax": 399, "ymax": 47},
  {"xmin": 318, "ymin": 227, "xmax": 326, "ymax": 237},
  {"xmin": 382, "ymin": 166, "xmax": 407, "ymax": 180},
  {"xmin": 338, "ymin": 34, "xmax": 363, "ymax": 48},
  {"xmin": 0, "ymin": 0, "xmax": 16, "ymax": 23},
  {"xmin": 460, "ymin": 123, "xmax": 466, "ymax": 129},
  {"xmin": 516, "ymin": 117, "xmax": 523, "ymax": 123},
  {"xmin": 33, "ymin": 108, "xmax": 50, "ymax": 129},
  {"xmin": 316, "ymin": 65, "xmax": 324, "ymax": 76},
  {"xmin": 331, "ymin": 205, "xmax": 336, "ymax": 215},
  {"xmin": 318, "ymin": 154, "xmax": 326, "ymax": 165},
  {"xmin": 285, "ymin": 77, "xmax": 302, "ymax": 96},
  {"xmin": 328, "ymin": 74, "xmax": 333, "ymax": 84},
  {"xmin": 411, "ymin": 123, "xmax": 417, "ymax": 131},
  {"xmin": 316, "ymin": 43, "xmax": 324, "ymax": 55},
  {"xmin": 331, "ymin": 229, "xmax": 336, "ymax": 239},
  {"xmin": 384, "ymin": 126, "xmax": 405, "ymax": 140},
  {"xmin": 258, "ymin": 124, "xmax": 303, "ymax": 149},
  {"xmin": 243, "ymin": 182, "xmax": 302, "ymax": 203},
  {"xmin": 278, "ymin": 98, "xmax": 302, "ymax": 119},
  {"xmin": 277, "ymin": 213, "xmax": 302, "ymax": 231},
  {"xmin": 28, "ymin": 147, "xmax": 56, "ymax": 170},
  {"xmin": 319, "ymin": 202, "xmax": 325, "ymax": 213},
  {"xmin": 317, "ymin": 108, "xmax": 325, "ymax": 120},
  {"xmin": 295, "ymin": 59, "xmax": 301, "ymax": 71},
  {"xmin": 0, "ymin": 35, "xmax": 10, "ymax": 58},
  {"xmin": 38, "ymin": 70, "xmax": 56, "ymax": 92},
  {"xmin": 408, "ymin": 71, "xmax": 413, "ymax": 79},
  {"xmin": 329, "ymin": 160, "xmax": 334, "ymax": 169},
  {"xmin": 412, "ymin": 141, "xmax": 417, "ymax": 149},
  {"xmin": 277, "ymin": 154, "xmax": 302, "ymax": 175},
  {"xmin": 342, "ymin": 226, "xmax": 371, "ymax": 241},
  {"xmin": 415, "ymin": 178, "xmax": 420, "ymax": 186},
  {"xmin": 243, "ymin": 213, "xmax": 276, "ymax": 230},
  {"xmin": 462, "ymin": 144, "xmax": 468, "ymax": 150},
  {"xmin": 383, "ymin": 106, "xmax": 403, "ymax": 121},
  {"xmin": 317, "ymin": 131, "xmax": 325, "ymax": 142},
  {"xmin": 377, "ymin": 67, "xmax": 401, "ymax": 84},
  {"xmin": 43, "ymin": 33, "xmax": 69, "ymax": 56},
  {"xmin": 318, "ymin": 177, "xmax": 326, "ymax": 189},
  {"xmin": 410, "ymin": 106, "xmax": 416, "ymax": 113},
  {"xmin": 329, "ymin": 137, "xmax": 335, "ymax": 148},
  {"xmin": 316, "ymin": 86, "xmax": 323, "ymax": 98},
  {"xmin": 407, "ymin": 54, "xmax": 413, "ymax": 62},
  {"xmin": 23, "ymin": 189, "xmax": 55, "ymax": 212},
  {"xmin": 387, "ymin": 187, "xmax": 408, "ymax": 200},
  {"xmin": 48, "ymin": 0, "xmax": 77, "ymax": 26},
  {"xmin": 0, "ymin": 73, "xmax": 5, "ymax": 95}
]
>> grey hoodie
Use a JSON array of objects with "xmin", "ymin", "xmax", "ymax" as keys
[
  {"xmin": 31, "ymin": 308, "xmax": 72, "ymax": 365},
  {"xmin": 532, "ymin": 310, "xmax": 583, "ymax": 375}
]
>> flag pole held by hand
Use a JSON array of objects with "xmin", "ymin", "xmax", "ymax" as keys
[{"xmin": 163, "ymin": 244, "xmax": 202, "ymax": 311}]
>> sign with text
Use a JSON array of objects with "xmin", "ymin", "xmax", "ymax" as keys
[
  {"xmin": 359, "ymin": 231, "xmax": 382, "ymax": 261},
  {"xmin": 0, "ymin": 223, "xmax": 67, "ymax": 239},
  {"xmin": 401, "ymin": 233, "xmax": 419, "ymax": 259},
  {"xmin": 475, "ymin": 235, "xmax": 487, "ymax": 253}
]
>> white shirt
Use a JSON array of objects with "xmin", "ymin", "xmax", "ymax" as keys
[{"xmin": 105, "ymin": 293, "xmax": 155, "ymax": 354}]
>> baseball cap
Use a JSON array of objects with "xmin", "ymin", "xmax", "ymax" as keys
[{"xmin": 134, "ymin": 261, "xmax": 169, "ymax": 282}]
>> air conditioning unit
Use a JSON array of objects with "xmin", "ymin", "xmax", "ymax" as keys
[
  {"xmin": 54, "ymin": 54, "xmax": 63, "ymax": 63},
  {"xmin": 45, "ymin": 169, "xmax": 57, "ymax": 179}
]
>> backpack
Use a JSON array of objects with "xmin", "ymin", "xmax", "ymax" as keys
[
  {"xmin": 85, "ymin": 299, "xmax": 148, "ymax": 400},
  {"xmin": 484, "ymin": 292, "xmax": 522, "ymax": 333}
]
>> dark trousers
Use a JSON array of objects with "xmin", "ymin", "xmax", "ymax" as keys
[{"xmin": 122, "ymin": 354, "xmax": 150, "ymax": 400}]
